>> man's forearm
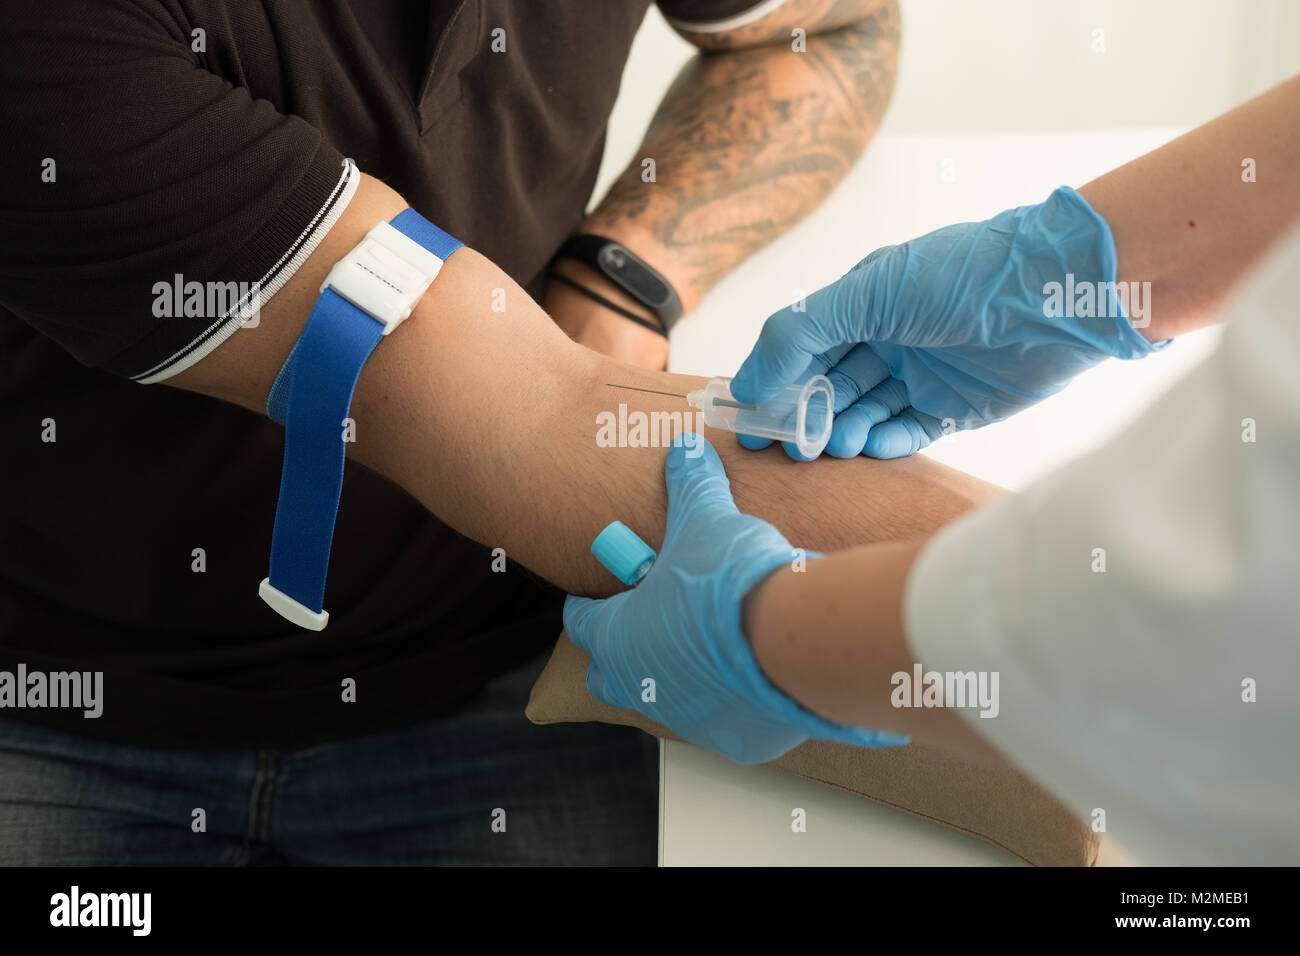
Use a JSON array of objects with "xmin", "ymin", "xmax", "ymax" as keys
[
  {"xmin": 579, "ymin": 0, "xmax": 901, "ymax": 313},
  {"xmin": 362, "ymin": 348, "xmax": 1003, "ymax": 598}
]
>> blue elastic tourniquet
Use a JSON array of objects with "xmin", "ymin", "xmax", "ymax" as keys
[{"xmin": 263, "ymin": 210, "xmax": 461, "ymax": 617}]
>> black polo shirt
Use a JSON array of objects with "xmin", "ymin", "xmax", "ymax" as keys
[{"xmin": 0, "ymin": 0, "xmax": 768, "ymax": 749}]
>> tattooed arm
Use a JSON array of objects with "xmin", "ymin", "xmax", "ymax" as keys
[{"xmin": 544, "ymin": 0, "xmax": 902, "ymax": 368}]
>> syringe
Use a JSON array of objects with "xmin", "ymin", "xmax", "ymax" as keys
[
  {"xmin": 603, "ymin": 375, "xmax": 836, "ymax": 459},
  {"xmin": 686, "ymin": 374, "xmax": 834, "ymax": 459}
]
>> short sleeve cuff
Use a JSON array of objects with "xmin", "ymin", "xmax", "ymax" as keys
[
  {"xmin": 119, "ymin": 152, "xmax": 360, "ymax": 384},
  {"xmin": 659, "ymin": 0, "xmax": 791, "ymax": 33}
]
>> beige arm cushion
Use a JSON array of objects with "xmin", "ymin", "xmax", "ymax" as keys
[{"xmin": 527, "ymin": 632, "xmax": 1099, "ymax": 867}]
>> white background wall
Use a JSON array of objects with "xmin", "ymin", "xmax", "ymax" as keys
[
  {"xmin": 885, "ymin": 0, "xmax": 1300, "ymax": 132},
  {"xmin": 595, "ymin": 0, "xmax": 1300, "ymax": 200}
]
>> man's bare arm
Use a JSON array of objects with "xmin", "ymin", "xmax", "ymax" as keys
[{"xmin": 173, "ymin": 174, "xmax": 999, "ymax": 598}]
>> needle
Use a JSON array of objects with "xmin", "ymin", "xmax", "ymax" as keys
[
  {"xmin": 604, "ymin": 382, "xmax": 758, "ymax": 410},
  {"xmin": 604, "ymin": 383, "xmax": 687, "ymax": 399}
]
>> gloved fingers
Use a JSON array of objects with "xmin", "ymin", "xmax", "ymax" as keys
[
  {"xmin": 823, "ymin": 343, "xmax": 891, "ymax": 414},
  {"xmin": 582, "ymin": 657, "xmax": 622, "ymax": 708},
  {"xmin": 825, "ymin": 376, "xmax": 910, "ymax": 458},
  {"xmin": 780, "ymin": 357, "xmax": 897, "ymax": 462},
  {"xmin": 862, "ymin": 407, "xmax": 948, "ymax": 459},
  {"xmin": 735, "ymin": 432, "xmax": 775, "ymax": 451},
  {"xmin": 745, "ymin": 430, "xmax": 824, "ymax": 457},
  {"xmin": 778, "ymin": 438, "xmax": 817, "ymax": 462},
  {"xmin": 564, "ymin": 591, "xmax": 633, "ymax": 655},
  {"xmin": 736, "ymin": 346, "xmax": 853, "ymax": 452}
]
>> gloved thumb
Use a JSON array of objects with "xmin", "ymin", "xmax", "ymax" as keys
[
  {"xmin": 733, "ymin": 256, "xmax": 893, "ymax": 405},
  {"xmin": 563, "ymin": 590, "xmax": 632, "ymax": 654},
  {"xmin": 663, "ymin": 434, "xmax": 742, "ymax": 539},
  {"xmin": 732, "ymin": 305, "xmax": 829, "ymax": 406}
]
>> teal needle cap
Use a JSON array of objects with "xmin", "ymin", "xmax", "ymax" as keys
[{"xmin": 591, "ymin": 521, "xmax": 656, "ymax": 585}]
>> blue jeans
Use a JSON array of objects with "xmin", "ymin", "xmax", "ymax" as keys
[{"xmin": 0, "ymin": 651, "xmax": 658, "ymax": 865}]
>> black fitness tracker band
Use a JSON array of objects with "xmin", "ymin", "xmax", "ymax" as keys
[
  {"xmin": 553, "ymin": 234, "xmax": 684, "ymax": 333},
  {"xmin": 547, "ymin": 271, "xmax": 668, "ymax": 338}
]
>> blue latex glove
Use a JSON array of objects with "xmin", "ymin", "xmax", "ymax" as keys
[
  {"xmin": 732, "ymin": 186, "xmax": 1164, "ymax": 459},
  {"xmin": 564, "ymin": 434, "xmax": 908, "ymax": 765}
]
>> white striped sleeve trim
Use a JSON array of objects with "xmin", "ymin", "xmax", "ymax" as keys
[
  {"xmin": 663, "ymin": 0, "xmax": 793, "ymax": 34},
  {"xmin": 132, "ymin": 158, "xmax": 361, "ymax": 385}
]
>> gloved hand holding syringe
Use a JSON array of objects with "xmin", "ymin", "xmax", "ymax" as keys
[{"xmin": 608, "ymin": 374, "xmax": 835, "ymax": 460}]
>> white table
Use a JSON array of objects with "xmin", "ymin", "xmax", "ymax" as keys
[{"xmin": 662, "ymin": 128, "xmax": 1221, "ymax": 866}]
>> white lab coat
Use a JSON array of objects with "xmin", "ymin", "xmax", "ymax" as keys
[{"xmin": 905, "ymin": 223, "xmax": 1300, "ymax": 866}]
